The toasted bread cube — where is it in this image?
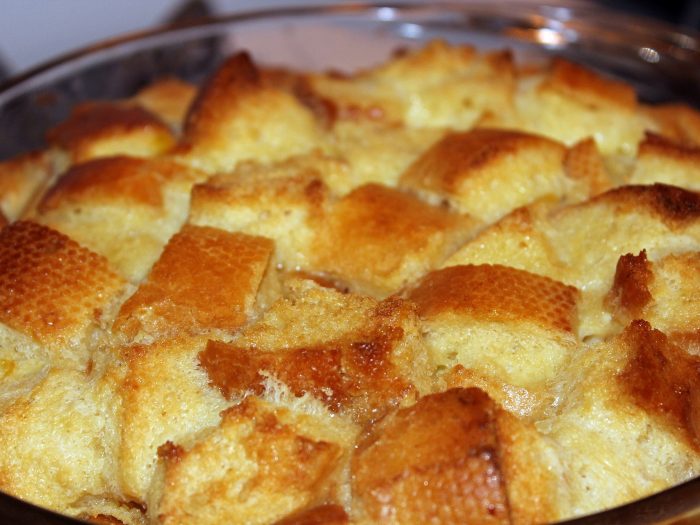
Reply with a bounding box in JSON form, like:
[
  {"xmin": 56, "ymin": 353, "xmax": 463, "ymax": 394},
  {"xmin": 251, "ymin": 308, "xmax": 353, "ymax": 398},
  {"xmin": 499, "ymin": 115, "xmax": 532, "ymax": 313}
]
[
  {"xmin": 0, "ymin": 221, "xmax": 126, "ymax": 358},
  {"xmin": 311, "ymin": 183, "xmax": 478, "ymax": 296},
  {"xmin": 310, "ymin": 41, "xmax": 515, "ymax": 130},
  {"xmin": 329, "ymin": 121, "xmax": 444, "ymax": 193},
  {"xmin": 548, "ymin": 184, "xmax": 700, "ymax": 337},
  {"xmin": 200, "ymin": 280, "xmax": 436, "ymax": 423},
  {"xmin": 131, "ymin": 77, "xmax": 197, "ymax": 131},
  {"xmin": 442, "ymin": 202, "xmax": 565, "ymax": 282},
  {"xmin": 189, "ymin": 156, "xmax": 332, "ymax": 269},
  {"xmin": 645, "ymin": 103, "xmax": 700, "ymax": 147},
  {"xmin": 0, "ymin": 368, "xmax": 119, "ymax": 514},
  {"xmin": 604, "ymin": 250, "xmax": 654, "ymax": 328},
  {"xmin": 177, "ymin": 53, "xmax": 324, "ymax": 173},
  {"xmin": 36, "ymin": 156, "xmax": 207, "ymax": 281},
  {"xmin": 508, "ymin": 59, "xmax": 649, "ymax": 156},
  {"xmin": 115, "ymin": 336, "xmax": 229, "ymax": 500},
  {"xmin": 47, "ymin": 101, "xmax": 175, "ymax": 164},
  {"xmin": 638, "ymin": 252, "xmax": 700, "ymax": 337},
  {"xmin": 0, "ymin": 150, "xmax": 52, "ymax": 221},
  {"xmin": 114, "ymin": 225, "xmax": 274, "ymax": 343},
  {"xmin": 352, "ymin": 388, "xmax": 510, "ymax": 524},
  {"xmin": 630, "ymin": 133, "xmax": 700, "ymax": 190},
  {"xmin": 407, "ymin": 265, "xmax": 579, "ymax": 414},
  {"xmin": 400, "ymin": 128, "xmax": 567, "ymax": 222},
  {"xmin": 148, "ymin": 397, "xmax": 345, "ymax": 525},
  {"xmin": 564, "ymin": 138, "xmax": 613, "ymax": 201},
  {"xmin": 543, "ymin": 321, "xmax": 700, "ymax": 518}
]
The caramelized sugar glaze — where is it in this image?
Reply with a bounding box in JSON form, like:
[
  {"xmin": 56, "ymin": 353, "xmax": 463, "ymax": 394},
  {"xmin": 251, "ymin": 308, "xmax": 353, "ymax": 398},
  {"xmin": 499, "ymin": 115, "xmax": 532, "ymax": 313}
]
[{"xmin": 1, "ymin": 41, "xmax": 700, "ymax": 524}]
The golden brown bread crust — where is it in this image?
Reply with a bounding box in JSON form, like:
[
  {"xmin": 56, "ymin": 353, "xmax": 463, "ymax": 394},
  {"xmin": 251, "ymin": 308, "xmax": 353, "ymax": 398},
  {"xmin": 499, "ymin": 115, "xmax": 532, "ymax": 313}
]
[
  {"xmin": 311, "ymin": 183, "xmax": 477, "ymax": 296},
  {"xmin": 618, "ymin": 320, "xmax": 700, "ymax": 449},
  {"xmin": 400, "ymin": 128, "xmax": 567, "ymax": 221},
  {"xmin": 199, "ymin": 293, "xmax": 431, "ymax": 423},
  {"xmin": 39, "ymin": 156, "xmax": 166, "ymax": 211},
  {"xmin": 47, "ymin": 101, "xmax": 175, "ymax": 163},
  {"xmin": 151, "ymin": 397, "xmax": 344, "ymax": 525},
  {"xmin": 131, "ymin": 77, "xmax": 197, "ymax": 130},
  {"xmin": 645, "ymin": 103, "xmax": 700, "ymax": 146},
  {"xmin": 0, "ymin": 220, "xmax": 125, "ymax": 351},
  {"xmin": 605, "ymin": 251, "xmax": 653, "ymax": 320},
  {"xmin": 3, "ymin": 41, "xmax": 700, "ymax": 525},
  {"xmin": 543, "ymin": 58, "xmax": 637, "ymax": 110},
  {"xmin": 564, "ymin": 138, "xmax": 612, "ymax": 199},
  {"xmin": 352, "ymin": 388, "xmax": 510, "ymax": 524},
  {"xmin": 182, "ymin": 52, "xmax": 260, "ymax": 144},
  {"xmin": 114, "ymin": 225, "xmax": 273, "ymax": 341},
  {"xmin": 586, "ymin": 183, "xmax": 700, "ymax": 227},
  {"xmin": 408, "ymin": 264, "xmax": 578, "ymax": 334},
  {"xmin": 177, "ymin": 52, "xmax": 323, "ymax": 172},
  {"xmin": 0, "ymin": 150, "xmax": 52, "ymax": 220}
]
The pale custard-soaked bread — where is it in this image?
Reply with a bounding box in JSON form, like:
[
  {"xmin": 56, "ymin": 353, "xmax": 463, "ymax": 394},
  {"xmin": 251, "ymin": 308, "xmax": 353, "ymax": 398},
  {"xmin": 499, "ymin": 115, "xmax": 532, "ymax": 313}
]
[{"xmin": 0, "ymin": 41, "xmax": 700, "ymax": 525}]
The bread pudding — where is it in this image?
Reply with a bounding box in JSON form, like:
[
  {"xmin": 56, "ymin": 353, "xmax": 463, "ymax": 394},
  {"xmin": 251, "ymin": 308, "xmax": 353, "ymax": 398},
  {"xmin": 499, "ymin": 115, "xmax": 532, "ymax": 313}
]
[{"xmin": 0, "ymin": 40, "xmax": 700, "ymax": 524}]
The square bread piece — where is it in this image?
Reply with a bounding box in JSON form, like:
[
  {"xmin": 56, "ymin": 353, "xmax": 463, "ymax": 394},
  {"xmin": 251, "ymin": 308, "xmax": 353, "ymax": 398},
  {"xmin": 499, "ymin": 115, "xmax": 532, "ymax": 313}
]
[
  {"xmin": 542, "ymin": 321, "xmax": 700, "ymax": 518},
  {"xmin": 441, "ymin": 202, "xmax": 566, "ymax": 283},
  {"xmin": 188, "ymin": 155, "xmax": 333, "ymax": 270},
  {"xmin": 562, "ymin": 137, "xmax": 613, "ymax": 202},
  {"xmin": 644, "ymin": 103, "xmax": 700, "ymax": 147},
  {"xmin": 604, "ymin": 250, "xmax": 700, "ymax": 341},
  {"xmin": 0, "ymin": 367, "xmax": 122, "ymax": 517},
  {"xmin": 47, "ymin": 101, "xmax": 176, "ymax": 165},
  {"xmin": 0, "ymin": 221, "xmax": 126, "ymax": 362},
  {"xmin": 130, "ymin": 77, "xmax": 197, "ymax": 132},
  {"xmin": 198, "ymin": 279, "xmax": 436, "ymax": 424},
  {"xmin": 176, "ymin": 52, "xmax": 324, "ymax": 173},
  {"xmin": 310, "ymin": 183, "xmax": 478, "ymax": 297},
  {"xmin": 0, "ymin": 150, "xmax": 52, "ymax": 221},
  {"xmin": 494, "ymin": 58, "xmax": 651, "ymax": 156},
  {"xmin": 406, "ymin": 264, "xmax": 579, "ymax": 416},
  {"xmin": 309, "ymin": 40, "xmax": 515, "ymax": 130},
  {"xmin": 351, "ymin": 388, "xmax": 562, "ymax": 525},
  {"xmin": 115, "ymin": 336, "xmax": 230, "ymax": 501},
  {"xmin": 147, "ymin": 396, "xmax": 349, "ymax": 525},
  {"xmin": 400, "ymin": 128, "xmax": 567, "ymax": 223},
  {"xmin": 546, "ymin": 184, "xmax": 700, "ymax": 338},
  {"xmin": 35, "ymin": 156, "xmax": 208, "ymax": 282},
  {"xmin": 327, "ymin": 121, "xmax": 445, "ymax": 194},
  {"xmin": 113, "ymin": 225, "xmax": 274, "ymax": 344},
  {"xmin": 629, "ymin": 133, "xmax": 700, "ymax": 190}
]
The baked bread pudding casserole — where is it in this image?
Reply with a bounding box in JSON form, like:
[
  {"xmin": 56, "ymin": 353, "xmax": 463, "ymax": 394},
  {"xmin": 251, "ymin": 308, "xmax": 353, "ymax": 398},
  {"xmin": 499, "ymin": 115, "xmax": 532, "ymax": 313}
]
[{"xmin": 0, "ymin": 41, "xmax": 700, "ymax": 524}]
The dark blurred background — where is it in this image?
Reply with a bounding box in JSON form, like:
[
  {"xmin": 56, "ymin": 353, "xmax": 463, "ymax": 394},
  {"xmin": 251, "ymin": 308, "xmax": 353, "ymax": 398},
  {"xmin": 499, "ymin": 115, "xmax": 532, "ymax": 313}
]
[{"xmin": 599, "ymin": 0, "xmax": 700, "ymax": 29}]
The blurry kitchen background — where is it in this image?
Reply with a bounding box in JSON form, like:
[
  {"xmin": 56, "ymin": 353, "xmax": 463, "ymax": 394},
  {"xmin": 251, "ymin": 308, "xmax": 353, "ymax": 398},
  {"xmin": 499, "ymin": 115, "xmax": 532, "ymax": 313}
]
[{"xmin": 0, "ymin": 0, "xmax": 698, "ymax": 82}]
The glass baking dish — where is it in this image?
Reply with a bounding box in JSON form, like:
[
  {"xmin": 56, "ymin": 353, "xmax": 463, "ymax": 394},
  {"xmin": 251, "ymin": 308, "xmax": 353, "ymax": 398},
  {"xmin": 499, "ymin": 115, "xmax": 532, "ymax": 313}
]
[{"xmin": 0, "ymin": 2, "xmax": 699, "ymax": 524}]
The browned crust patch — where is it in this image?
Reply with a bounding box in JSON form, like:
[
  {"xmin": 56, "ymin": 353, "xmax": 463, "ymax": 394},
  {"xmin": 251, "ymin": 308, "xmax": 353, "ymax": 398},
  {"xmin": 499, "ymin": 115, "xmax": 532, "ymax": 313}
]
[
  {"xmin": 47, "ymin": 101, "xmax": 174, "ymax": 162},
  {"xmin": 543, "ymin": 58, "xmax": 637, "ymax": 109},
  {"xmin": 407, "ymin": 264, "xmax": 579, "ymax": 333},
  {"xmin": 351, "ymin": 388, "xmax": 510, "ymax": 524},
  {"xmin": 182, "ymin": 52, "xmax": 260, "ymax": 146},
  {"xmin": 114, "ymin": 225, "xmax": 273, "ymax": 338},
  {"xmin": 605, "ymin": 251, "xmax": 653, "ymax": 319},
  {"xmin": 618, "ymin": 320, "xmax": 700, "ymax": 450},
  {"xmin": 198, "ymin": 297, "xmax": 416, "ymax": 421},
  {"xmin": 38, "ymin": 156, "xmax": 164, "ymax": 211},
  {"xmin": 312, "ymin": 183, "xmax": 475, "ymax": 291},
  {"xmin": 0, "ymin": 220, "xmax": 125, "ymax": 346},
  {"xmin": 588, "ymin": 183, "xmax": 700, "ymax": 227},
  {"xmin": 402, "ymin": 128, "xmax": 564, "ymax": 194}
]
